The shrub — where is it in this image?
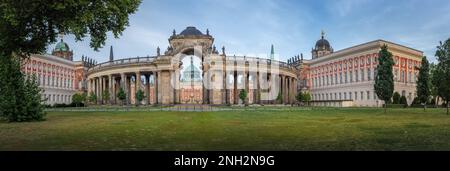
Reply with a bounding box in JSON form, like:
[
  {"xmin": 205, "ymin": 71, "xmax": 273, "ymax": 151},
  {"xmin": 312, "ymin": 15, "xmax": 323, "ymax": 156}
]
[
  {"xmin": 392, "ymin": 92, "xmax": 401, "ymax": 104},
  {"xmin": 400, "ymin": 96, "xmax": 408, "ymax": 108}
]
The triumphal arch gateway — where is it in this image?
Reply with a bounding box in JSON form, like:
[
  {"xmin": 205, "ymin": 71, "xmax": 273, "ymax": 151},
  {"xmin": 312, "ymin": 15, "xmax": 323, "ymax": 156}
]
[{"xmin": 87, "ymin": 26, "xmax": 299, "ymax": 105}]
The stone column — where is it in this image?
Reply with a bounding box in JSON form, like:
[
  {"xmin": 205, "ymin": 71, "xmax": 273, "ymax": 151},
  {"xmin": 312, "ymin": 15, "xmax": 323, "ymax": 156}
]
[
  {"xmin": 154, "ymin": 71, "xmax": 159, "ymax": 104},
  {"xmin": 244, "ymin": 71, "xmax": 249, "ymax": 105},
  {"xmin": 145, "ymin": 74, "xmax": 150, "ymax": 105},
  {"xmin": 87, "ymin": 78, "xmax": 92, "ymax": 95},
  {"xmin": 120, "ymin": 73, "xmax": 125, "ymax": 105},
  {"xmin": 136, "ymin": 72, "xmax": 141, "ymax": 105},
  {"xmin": 108, "ymin": 75, "xmax": 113, "ymax": 105},
  {"xmin": 234, "ymin": 71, "xmax": 238, "ymax": 104},
  {"xmin": 95, "ymin": 77, "xmax": 100, "ymax": 104},
  {"xmin": 257, "ymin": 71, "xmax": 261, "ymax": 104},
  {"xmin": 112, "ymin": 75, "xmax": 116, "ymax": 104}
]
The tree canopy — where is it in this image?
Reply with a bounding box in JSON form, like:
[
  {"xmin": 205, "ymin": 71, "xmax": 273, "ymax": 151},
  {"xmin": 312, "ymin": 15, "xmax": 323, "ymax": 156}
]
[
  {"xmin": 434, "ymin": 38, "xmax": 450, "ymax": 114},
  {"xmin": 0, "ymin": 0, "xmax": 142, "ymax": 57}
]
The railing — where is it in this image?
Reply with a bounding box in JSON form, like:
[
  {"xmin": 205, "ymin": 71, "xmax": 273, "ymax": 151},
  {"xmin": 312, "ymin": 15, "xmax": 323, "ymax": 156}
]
[
  {"xmin": 89, "ymin": 56, "xmax": 157, "ymax": 72},
  {"xmin": 88, "ymin": 55, "xmax": 295, "ymax": 73}
]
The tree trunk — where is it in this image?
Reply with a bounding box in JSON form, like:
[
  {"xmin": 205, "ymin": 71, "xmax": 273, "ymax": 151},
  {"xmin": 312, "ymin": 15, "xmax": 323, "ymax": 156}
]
[
  {"xmin": 384, "ymin": 100, "xmax": 387, "ymax": 113},
  {"xmin": 447, "ymin": 101, "xmax": 449, "ymax": 115}
]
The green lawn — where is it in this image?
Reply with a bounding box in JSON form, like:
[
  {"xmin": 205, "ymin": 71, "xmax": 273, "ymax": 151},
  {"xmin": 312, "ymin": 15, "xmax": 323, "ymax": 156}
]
[{"xmin": 1, "ymin": 108, "xmax": 449, "ymax": 151}]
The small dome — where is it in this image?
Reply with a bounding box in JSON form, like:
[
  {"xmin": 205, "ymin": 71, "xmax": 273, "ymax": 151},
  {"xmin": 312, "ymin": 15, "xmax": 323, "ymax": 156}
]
[
  {"xmin": 315, "ymin": 38, "xmax": 331, "ymax": 50},
  {"xmin": 54, "ymin": 39, "xmax": 70, "ymax": 52},
  {"xmin": 179, "ymin": 26, "xmax": 204, "ymax": 36}
]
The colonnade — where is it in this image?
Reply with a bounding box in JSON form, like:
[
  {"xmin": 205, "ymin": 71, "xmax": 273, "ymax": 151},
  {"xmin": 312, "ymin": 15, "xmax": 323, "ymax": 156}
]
[{"xmin": 87, "ymin": 70, "xmax": 297, "ymax": 105}]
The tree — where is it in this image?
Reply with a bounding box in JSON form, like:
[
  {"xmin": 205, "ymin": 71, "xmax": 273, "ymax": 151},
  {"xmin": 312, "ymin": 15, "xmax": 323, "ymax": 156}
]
[
  {"xmin": 102, "ymin": 90, "xmax": 110, "ymax": 105},
  {"xmin": 374, "ymin": 45, "xmax": 395, "ymax": 113},
  {"xmin": 135, "ymin": 89, "xmax": 145, "ymax": 106},
  {"xmin": 303, "ymin": 92, "xmax": 312, "ymax": 106},
  {"xmin": 117, "ymin": 88, "xmax": 126, "ymax": 106},
  {"xmin": 0, "ymin": 0, "xmax": 142, "ymax": 121},
  {"xmin": 400, "ymin": 96, "xmax": 408, "ymax": 108},
  {"xmin": 72, "ymin": 93, "xmax": 87, "ymax": 107},
  {"xmin": 296, "ymin": 91, "xmax": 304, "ymax": 104},
  {"xmin": 88, "ymin": 92, "xmax": 97, "ymax": 105},
  {"xmin": 0, "ymin": 56, "xmax": 46, "ymax": 122},
  {"xmin": 239, "ymin": 89, "xmax": 248, "ymax": 106},
  {"xmin": 416, "ymin": 56, "xmax": 431, "ymax": 110},
  {"xmin": 72, "ymin": 93, "xmax": 83, "ymax": 107},
  {"xmin": 392, "ymin": 92, "xmax": 401, "ymax": 104},
  {"xmin": 430, "ymin": 63, "xmax": 440, "ymax": 107},
  {"xmin": 434, "ymin": 39, "xmax": 450, "ymax": 115}
]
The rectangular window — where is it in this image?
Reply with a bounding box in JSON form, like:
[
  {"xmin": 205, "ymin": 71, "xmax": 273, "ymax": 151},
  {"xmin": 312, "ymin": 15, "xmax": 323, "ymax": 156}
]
[
  {"xmin": 361, "ymin": 91, "xmax": 364, "ymax": 100},
  {"xmin": 361, "ymin": 69, "xmax": 365, "ymax": 81},
  {"xmin": 355, "ymin": 92, "xmax": 358, "ymax": 100},
  {"xmin": 350, "ymin": 92, "xmax": 353, "ymax": 100},
  {"xmin": 368, "ymin": 68, "xmax": 371, "ymax": 80},
  {"xmin": 367, "ymin": 91, "xmax": 370, "ymax": 100},
  {"xmin": 350, "ymin": 71, "xmax": 353, "ymax": 83}
]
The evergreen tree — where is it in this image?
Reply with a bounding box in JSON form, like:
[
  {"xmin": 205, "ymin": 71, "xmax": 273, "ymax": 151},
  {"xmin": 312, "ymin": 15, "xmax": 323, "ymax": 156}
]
[
  {"xmin": 239, "ymin": 89, "xmax": 248, "ymax": 106},
  {"xmin": 88, "ymin": 92, "xmax": 97, "ymax": 105},
  {"xmin": 72, "ymin": 94, "xmax": 83, "ymax": 107},
  {"xmin": 117, "ymin": 88, "xmax": 126, "ymax": 106},
  {"xmin": 416, "ymin": 56, "xmax": 431, "ymax": 110},
  {"xmin": 0, "ymin": 56, "xmax": 45, "ymax": 122},
  {"xmin": 135, "ymin": 89, "xmax": 145, "ymax": 106},
  {"xmin": 400, "ymin": 96, "xmax": 408, "ymax": 108},
  {"xmin": 102, "ymin": 90, "xmax": 110, "ymax": 105},
  {"xmin": 374, "ymin": 45, "xmax": 395, "ymax": 113},
  {"xmin": 303, "ymin": 92, "xmax": 312, "ymax": 106},
  {"xmin": 434, "ymin": 39, "xmax": 450, "ymax": 115},
  {"xmin": 296, "ymin": 91, "xmax": 304, "ymax": 103},
  {"xmin": 393, "ymin": 92, "xmax": 401, "ymax": 104}
]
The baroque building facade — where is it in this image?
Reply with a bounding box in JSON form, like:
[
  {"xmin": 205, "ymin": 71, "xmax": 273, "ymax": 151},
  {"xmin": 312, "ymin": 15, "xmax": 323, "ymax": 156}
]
[
  {"xmin": 22, "ymin": 38, "xmax": 92, "ymax": 105},
  {"xmin": 23, "ymin": 27, "xmax": 423, "ymax": 107},
  {"xmin": 290, "ymin": 32, "xmax": 423, "ymax": 107}
]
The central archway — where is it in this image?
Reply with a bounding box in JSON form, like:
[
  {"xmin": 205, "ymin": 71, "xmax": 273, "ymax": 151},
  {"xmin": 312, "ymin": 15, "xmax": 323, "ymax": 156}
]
[{"xmin": 178, "ymin": 50, "xmax": 204, "ymax": 104}]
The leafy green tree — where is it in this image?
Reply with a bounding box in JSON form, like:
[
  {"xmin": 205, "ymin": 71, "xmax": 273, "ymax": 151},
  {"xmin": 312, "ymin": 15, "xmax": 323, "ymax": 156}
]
[
  {"xmin": 135, "ymin": 89, "xmax": 145, "ymax": 106},
  {"xmin": 239, "ymin": 89, "xmax": 248, "ymax": 106},
  {"xmin": 102, "ymin": 90, "xmax": 110, "ymax": 105},
  {"xmin": 416, "ymin": 56, "xmax": 431, "ymax": 110},
  {"xmin": 117, "ymin": 88, "xmax": 126, "ymax": 106},
  {"xmin": 296, "ymin": 91, "xmax": 304, "ymax": 103},
  {"xmin": 72, "ymin": 93, "xmax": 83, "ymax": 107},
  {"xmin": 374, "ymin": 45, "xmax": 395, "ymax": 113},
  {"xmin": 0, "ymin": 0, "xmax": 141, "ymax": 121},
  {"xmin": 303, "ymin": 92, "xmax": 312, "ymax": 106},
  {"xmin": 392, "ymin": 92, "xmax": 401, "ymax": 104},
  {"xmin": 434, "ymin": 39, "xmax": 450, "ymax": 115},
  {"xmin": 400, "ymin": 96, "xmax": 408, "ymax": 108},
  {"xmin": 88, "ymin": 92, "xmax": 97, "ymax": 105}
]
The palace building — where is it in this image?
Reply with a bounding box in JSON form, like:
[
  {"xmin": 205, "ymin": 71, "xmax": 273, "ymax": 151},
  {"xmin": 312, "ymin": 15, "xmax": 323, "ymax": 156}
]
[
  {"xmin": 22, "ymin": 37, "xmax": 93, "ymax": 105},
  {"xmin": 23, "ymin": 26, "xmax": 423, "ymax": 107},
  {"xmin": 291, "ymin": 32, "xmax": 423, "ymax": 107}
]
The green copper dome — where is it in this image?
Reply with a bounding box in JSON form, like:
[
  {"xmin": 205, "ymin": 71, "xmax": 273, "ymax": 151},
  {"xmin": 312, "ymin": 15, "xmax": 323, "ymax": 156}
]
[
  {"xmin": 54, "ymin": 39, "xmax": 70, "ymax": 52},
  {"xmin": 181, "ymin": 64, "xmax": 202, "ymax": 82}
]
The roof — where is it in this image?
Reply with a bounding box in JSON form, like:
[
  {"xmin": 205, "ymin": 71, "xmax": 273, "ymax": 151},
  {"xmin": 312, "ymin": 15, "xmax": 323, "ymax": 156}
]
[{"xmin": 179, "ymin": 26, "xmax": 204, "ymax": 36}]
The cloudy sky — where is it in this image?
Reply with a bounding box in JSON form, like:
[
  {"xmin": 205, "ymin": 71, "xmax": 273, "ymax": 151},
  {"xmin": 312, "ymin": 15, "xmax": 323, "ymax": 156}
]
[{"xmin": 49, "ymin": 0, "xmax": 450, "ymax": 63}]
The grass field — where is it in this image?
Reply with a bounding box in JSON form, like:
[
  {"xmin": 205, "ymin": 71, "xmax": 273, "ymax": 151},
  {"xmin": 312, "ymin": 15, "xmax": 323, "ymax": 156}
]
[{"xmin": 1, "ymin": 108, "xmax": 449, "ymax": 151}]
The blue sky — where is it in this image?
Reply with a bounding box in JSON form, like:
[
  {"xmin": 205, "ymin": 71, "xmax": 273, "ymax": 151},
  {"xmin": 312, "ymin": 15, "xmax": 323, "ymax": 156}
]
[{"xmin": 49, "ymin": 0, "xmax": 450, "ymax": 63}]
